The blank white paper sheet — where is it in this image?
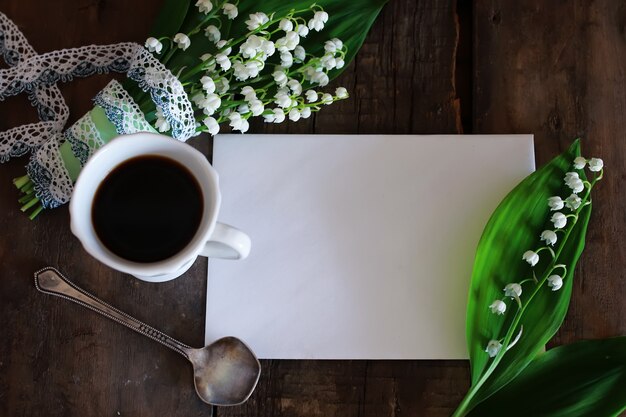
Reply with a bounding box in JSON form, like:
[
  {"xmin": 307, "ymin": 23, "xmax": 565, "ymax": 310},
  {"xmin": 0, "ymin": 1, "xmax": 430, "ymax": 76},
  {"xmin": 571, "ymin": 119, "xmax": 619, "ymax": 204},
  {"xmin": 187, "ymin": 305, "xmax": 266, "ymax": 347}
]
[{"xmin": 205, "ymin": 135, "xmax": 534, "ymax": 360}]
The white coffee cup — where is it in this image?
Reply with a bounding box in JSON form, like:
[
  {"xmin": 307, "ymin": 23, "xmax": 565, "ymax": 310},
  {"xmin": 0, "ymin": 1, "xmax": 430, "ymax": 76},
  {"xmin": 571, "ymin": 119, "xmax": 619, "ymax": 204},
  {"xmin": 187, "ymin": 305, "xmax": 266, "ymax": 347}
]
[{"xmin": 70, "ymin": 132, "xmax": 251, "ymax": 282}]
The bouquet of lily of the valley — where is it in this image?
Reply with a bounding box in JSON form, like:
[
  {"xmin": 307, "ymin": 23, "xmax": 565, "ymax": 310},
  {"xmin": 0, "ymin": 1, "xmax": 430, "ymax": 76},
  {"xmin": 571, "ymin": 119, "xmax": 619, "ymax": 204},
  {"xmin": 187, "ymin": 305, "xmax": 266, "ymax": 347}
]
[
  {"xmin": 451, "ymin": 142, "xmax": 626, "ymax": 417},
  {"xmin": 0, "ymin": 0, "xmax": 387, "ymax": 218}
]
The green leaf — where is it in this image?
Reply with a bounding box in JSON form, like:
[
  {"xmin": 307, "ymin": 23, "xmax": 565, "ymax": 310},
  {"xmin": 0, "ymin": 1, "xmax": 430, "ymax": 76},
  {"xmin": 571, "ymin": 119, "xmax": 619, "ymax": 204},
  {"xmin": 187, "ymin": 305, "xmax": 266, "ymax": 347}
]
[
  {"xmin": 166, "ymin": 0, "xmax": 388, "ymax": 84},
  {"xmin": 463, "ymin": 140, "xmax": 593, "ymax": 410},
  {"xmin": 229, "ymin": 0, "xmax": 389, "ymax": 82},
  {"xmin": 467, "ymin": 337, "xmax": 626, "ymax": 417},
  {"xmin": 150, "ymin": 0, "xmax": 192, "ymax": 38}
]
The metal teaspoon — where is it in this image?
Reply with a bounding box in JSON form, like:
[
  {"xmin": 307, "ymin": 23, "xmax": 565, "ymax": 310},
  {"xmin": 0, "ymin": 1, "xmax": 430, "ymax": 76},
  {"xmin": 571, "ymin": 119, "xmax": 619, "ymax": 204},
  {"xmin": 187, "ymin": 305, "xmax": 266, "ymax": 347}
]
[{"xmin": 34, "ymin": 267, "xmax": 261, "ymax": 406}]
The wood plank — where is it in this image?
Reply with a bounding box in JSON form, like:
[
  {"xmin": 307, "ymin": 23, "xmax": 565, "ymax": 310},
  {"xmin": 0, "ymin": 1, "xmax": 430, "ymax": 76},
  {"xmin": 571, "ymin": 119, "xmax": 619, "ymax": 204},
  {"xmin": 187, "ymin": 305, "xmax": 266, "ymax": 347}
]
[{"xmin": 475, "ymin": 1, "xmax": 626, "ymax": 413}]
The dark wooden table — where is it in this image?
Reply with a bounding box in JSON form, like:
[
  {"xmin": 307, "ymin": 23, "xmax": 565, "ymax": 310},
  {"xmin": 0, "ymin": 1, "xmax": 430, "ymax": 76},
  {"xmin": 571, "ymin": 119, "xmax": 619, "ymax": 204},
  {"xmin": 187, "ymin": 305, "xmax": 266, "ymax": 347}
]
[{"xmin": 1, "ymin": 1, "xmax": 624, "ymax": 416}]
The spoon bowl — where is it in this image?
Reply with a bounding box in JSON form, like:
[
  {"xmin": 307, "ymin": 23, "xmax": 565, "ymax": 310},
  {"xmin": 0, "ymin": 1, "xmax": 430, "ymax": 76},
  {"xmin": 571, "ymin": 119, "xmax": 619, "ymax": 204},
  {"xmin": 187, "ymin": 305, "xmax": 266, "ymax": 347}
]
[{"xmin": 188, "ymin": 337, "xmax": 261, "ymax": 406}]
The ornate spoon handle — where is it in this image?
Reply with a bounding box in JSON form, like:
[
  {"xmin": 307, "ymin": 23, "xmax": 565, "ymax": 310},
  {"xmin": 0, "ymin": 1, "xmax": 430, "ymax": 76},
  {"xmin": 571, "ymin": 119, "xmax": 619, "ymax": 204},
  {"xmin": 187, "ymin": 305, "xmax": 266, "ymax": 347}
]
[{"xmin": 34, "ymin": 267, "xmax": 192, "ymax": 358}]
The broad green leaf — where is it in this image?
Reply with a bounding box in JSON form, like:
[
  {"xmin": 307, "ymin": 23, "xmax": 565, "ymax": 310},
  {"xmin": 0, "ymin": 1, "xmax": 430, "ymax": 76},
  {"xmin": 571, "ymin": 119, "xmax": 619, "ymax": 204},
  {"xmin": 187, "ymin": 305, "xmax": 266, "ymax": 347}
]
[
  {"xmin": 464, "ymin": 140, "xmax": 593, "ymax": 410},
  {"xmin": 166, "ymin": 0, "xmax": 388, "ymax": 85},
  {"xmin": 150, "ymin": 0, "xmax": 192, "ymax": 38},
  {"xmin": 467, "ymin": 337, "xmax": 626, "ymax": 417}
]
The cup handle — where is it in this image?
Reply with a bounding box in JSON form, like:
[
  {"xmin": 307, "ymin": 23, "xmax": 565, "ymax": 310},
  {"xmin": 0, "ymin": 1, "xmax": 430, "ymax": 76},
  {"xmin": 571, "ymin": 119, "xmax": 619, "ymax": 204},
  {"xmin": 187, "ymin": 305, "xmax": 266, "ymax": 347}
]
[{"xmin": 199, "ymin": 222, "xmax": 251, "ymax": 260}]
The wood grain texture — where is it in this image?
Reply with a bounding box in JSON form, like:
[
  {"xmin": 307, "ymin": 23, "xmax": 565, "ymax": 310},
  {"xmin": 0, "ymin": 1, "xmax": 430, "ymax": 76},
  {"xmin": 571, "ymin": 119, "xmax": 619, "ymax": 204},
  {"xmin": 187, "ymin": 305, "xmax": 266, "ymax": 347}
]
[{"xmin": 475, "ymin": 2, "xmax": 626, "ymax": 415}]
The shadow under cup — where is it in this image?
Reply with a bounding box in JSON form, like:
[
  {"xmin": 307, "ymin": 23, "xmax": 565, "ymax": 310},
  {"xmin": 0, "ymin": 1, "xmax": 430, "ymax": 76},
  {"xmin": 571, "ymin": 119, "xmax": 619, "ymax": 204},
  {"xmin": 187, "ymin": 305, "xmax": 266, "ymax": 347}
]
[{"xmin": 70, "ymin": 133, "xmax": 221, "ymax": 280}]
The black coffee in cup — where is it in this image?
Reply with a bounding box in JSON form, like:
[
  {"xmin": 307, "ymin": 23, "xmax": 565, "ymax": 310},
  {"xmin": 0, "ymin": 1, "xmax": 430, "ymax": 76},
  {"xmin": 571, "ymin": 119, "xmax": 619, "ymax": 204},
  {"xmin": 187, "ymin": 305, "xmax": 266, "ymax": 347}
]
[{"xmin": 92, "ymin": 155, "xmax": 203, "ymax": 263}]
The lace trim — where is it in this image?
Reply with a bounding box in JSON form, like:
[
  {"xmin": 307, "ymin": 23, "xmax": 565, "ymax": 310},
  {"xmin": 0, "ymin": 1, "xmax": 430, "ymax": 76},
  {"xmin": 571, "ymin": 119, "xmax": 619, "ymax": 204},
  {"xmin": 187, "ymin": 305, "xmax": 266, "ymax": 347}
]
[
  {"xmin": 66, "ymin": 113, "xmax": 103, "ymax": 166},
  {"xmin": 0, "ymin": 12, "xmax": 69, "ymax": 162},
  {"xmin": 93, "ymin": 80, "xmax": 155, "ymax": 135},
  {"xmin": 0, "ymin": 41, "xmax": 195, "ymax": 141}
]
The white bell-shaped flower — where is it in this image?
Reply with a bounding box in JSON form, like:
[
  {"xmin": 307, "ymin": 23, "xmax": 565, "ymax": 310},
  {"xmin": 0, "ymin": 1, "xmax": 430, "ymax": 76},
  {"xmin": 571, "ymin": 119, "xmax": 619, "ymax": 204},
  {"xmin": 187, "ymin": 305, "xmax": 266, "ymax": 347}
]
[
  {"xmin": 173, "ymin": 33, "xmax": 191, "ymax": 50},
  {"xmin": 573, "ymin": 156, "xmax": 587, "ymax": 169},
  {"xmin": 222, "ymin": 3, "xmax": 238, "ymax": 19},
  {"xmin": 489, "ymin": 300, "xmax": 506, "ymax": 315},
  {"xmin": 335, "ymin": 87, "xmax": 348, "ymax": 99},
  {"xmin": 548, "ymin": 196, "xmax": 564, "ymax": 211},
  {"xmin": 504, "ymin": 283, "xmax": 522, "ymax": 298},
  {"xmin": 241, "ymin": 86, "xmax": 256, "ymax": 101},
  {"xmin": 540, "ymin": 230, "xmax": 557, "ymax": 246},
  {"xmin": 321, "ymin": 93, "xmax": 333, "ymax": 105},
  {"xmin": 522, "ymin": 250, "xmax": 539, "ymax": 266},
  {"xmin": 279, "ymin": 19, "xmax": 294, "ymax": 32},
  {"xmin": 289, "ymin": 108, "xmax": 301, "ymax": 122},
  {"xmin": 245, "ymin": 12, "xmax": 269, "ymax": 30},
  {"xmin": 551, "ymin": 212, "xmax": 567, "ymax": 229},
  {"xmin": 200, "ymin": 76, "xmax": 215, "ymax": 94},
  {"xmin": 273, "ymin": 70, "xmax": 288, "ymax": 87},
  {"xmin": 203, "ymin": 116, "xmax": 220, "ymax": 136},
  {"xmin": 547, "ymin": 274, "xmax": 563, "ymax": 291},
  {"xmin": 485, "ymin": 340, "xmax": 502, "ymax": 358},
  {"xmin": 280, "ymin": 51, "xmax": 293, "ymax": 68},
  {"xmin": 300, "ymin": 107, "xmax": 312, "ymax": 119},
  {"xmin": 249, "ymin": 99, "xmax": 264, "ymax": 116},
  {"xmin": 297, "ymin": 24, "xmax": 309, "ymax": 38},
  {"xmin": 205, "ymin": 25, "xmax": 221, "ymax": 43},
  {"xmin": 588, "ymin": 158, "xmax": 603, "ymax": 172},
  {"xmin": 215, "ymin": 53, "xmax": 231, "ymax": 71},
  {"xmin": 305, "ymin": 90, "xmax": 318, "ymax": 103},
  {"xmin": 564, "ymin": 194, "xmax": 582, "ymax": 210},
  {"xmin": 274, "ymin": 92, "xmax": 292, "ymax": 108},
  {"xmin": 145, "ymin": 37, "xmax": 163, "ymax": 54},
  {"xmin": 287, "ymin": 79, "xmax": 302, "ymax": 96},
  {"xmin": 196, "ymin": 0, "xmax": 213, "ymax": 14}
]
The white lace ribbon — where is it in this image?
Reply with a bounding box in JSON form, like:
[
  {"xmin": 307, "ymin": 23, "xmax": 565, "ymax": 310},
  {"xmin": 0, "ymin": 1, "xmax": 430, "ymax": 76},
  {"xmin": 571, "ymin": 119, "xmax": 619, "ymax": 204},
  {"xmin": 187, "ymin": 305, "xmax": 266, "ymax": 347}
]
[
  {"xmin": 0, "ymin": 11, "xmax": 69, "ymax": 162},
  {"xmin": 0, "ymin": 12, "xmax": 197, "ymax": 209}
]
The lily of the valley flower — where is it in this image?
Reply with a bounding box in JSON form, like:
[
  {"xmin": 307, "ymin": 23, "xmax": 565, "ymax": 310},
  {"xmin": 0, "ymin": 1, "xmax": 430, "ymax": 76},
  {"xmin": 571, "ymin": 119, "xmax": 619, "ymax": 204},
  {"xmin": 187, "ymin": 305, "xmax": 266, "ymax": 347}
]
[
  {"xmin": 280, "ymin": 51, "xmax": 293, "ymax": 68},
  {"xmin": 245, "ymin": 12, "xmax": 269, "ymax": 30},
  {"xmin": 573, "ymin": 156, "xmax": 587, "ymax": 169},
  {"xmin": 321, "ymin": 93, "xmax": 333, "ymax": 105},
  {"xmin": 489, "ymin": 300, "xmax": 507, "ymax": 315},
  {"xmin": 145, "ymin": 37, "xmax": 163, "ymax": 54},
  {"xmin": 205, "ymin": 25, "xmax": 221, "ymax": 43},
  {"xmin": 294, "ymin": 45, "xmax": 306, "ymax": 62},
  {"xmin": 276, "ymin": 31, "xmax": 300, "ymax": 52},
  {"xmin": 297, "ymin": 24, "xmax": 310, "ymax": 38},
  {"xmin": 215, "ymin": 53, "xmax": 231, "ymax": 71},
  {"xmin": 273, "ymin": 70, "xmax": 288, "ymax": 87},
  {"xmin": 522, "ymin": 250, "xmax": 539, "ymax": 266},
  {"xmin": 485, "ymin": 340, "xmax": 502, "ymax": 358},
  {"xmin": 551, "ymin": 212, "xmax": 567, "ymax": 229},
  {"xmin": 300, "ymin": 107, "xmax": 312, "ymax": 118},
  {"xmin": 540, "ymin": 230, "xmax": 558, "ymax": 246},
  {"xmin": 279, "ymin": 18, "xmax": 294, "ymax": 32},
  {"xmin": 308, "ymin": 10, "xmax": 329, "ymax": 31},
  {"xmin": 288, "ymin": 108, "xmax": 301, "ymax": 122},
  {"xmin": 547, "ymin": 274, "xmax": 563, "ymax": 291},
  {"xmin": 249, "ymin": 99, "xmax": 264, "ymax": 116},
  {"xmin": 215, "ymin": 40, "xmax": 232, "ymax": 55},
  {"xmin": 199, "ymin": 93, "xmax": 221, "ymax": 115},
  {"xmin": 274, "ymin": 92, "xmax": 293, "ymax": 108},
  {"xmin": 222, "ymin": 3, "xmax": 238, "ymax": 19},
  {"xmin": 589, "ymin": 157, "xmax": 604, "ymax": 172},
  {"xmin": 263, "ymin": 108, "xmax": 286, "ymax": 123},
  {"xmin": 548, "ymin": 196, "xmax": 564, "ymax": 211},
  {"xmin": 564, "ymin": 171, "xmax": 584, "ymax": 193},
  {"xmin": 335, "ymin": 87, "xmax": 348, "ymax": 99},
  {"xmin": 196, "ymin": 0, "xmax": 213, "ymax": 14},
  {"xmin": 504, "ymin": 283, "xmax": 522, "ymax": 298},
  {"xmin": 564, "ymin": 193, "xmax": 582, "ymax": 210},
  {"xmin": 200, "ymin": 76, "xmax": 215, "ymax": 94},
  {"xmin": 173, "ymin": 33, "xmax": 191, "ymax": 50},
  {"xmin": 228, "ymin": 112, "xmax": 249, "ymax": 132},
  {"xmin": 287, "ymin": 79, "xmax": 302, "ymax": 95},
  {"xmin": 203, "ymin": 116, "xmax": 220, "ymax": 135},
  {"xmin": 305, "ymin": 90, "xmax": 318, "ymax": 103}
]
